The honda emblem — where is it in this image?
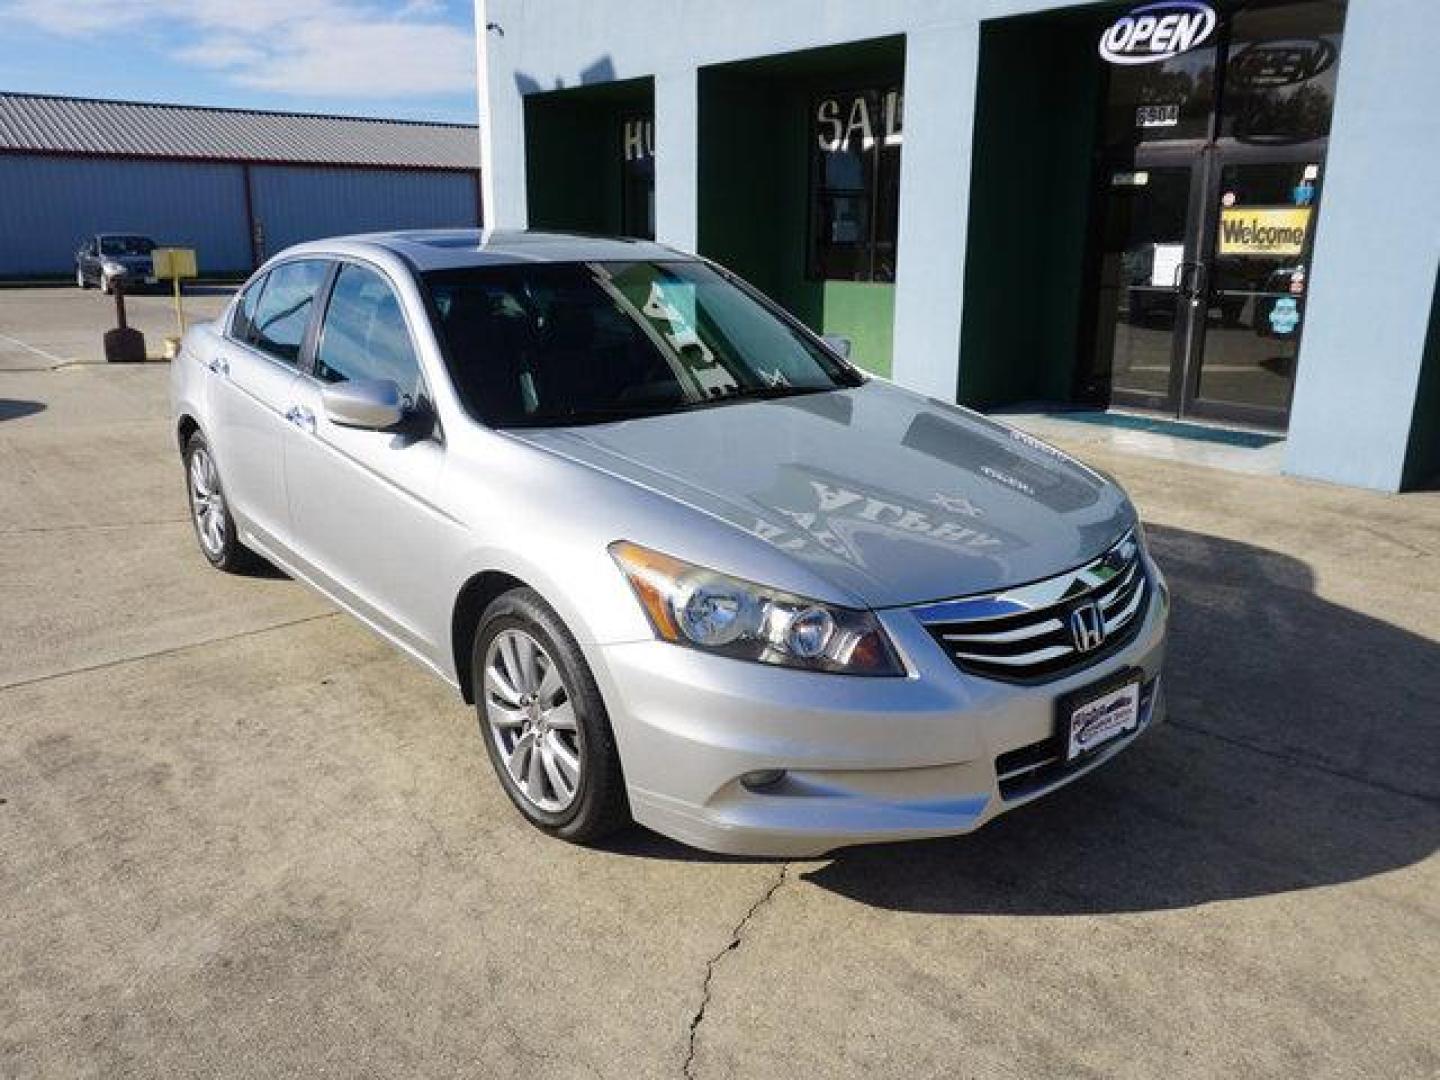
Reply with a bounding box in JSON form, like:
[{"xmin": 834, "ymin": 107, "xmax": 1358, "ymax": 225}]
[{"xmin": 1069, "ymin": 601, "xmax": 1106, "ymax": 653}]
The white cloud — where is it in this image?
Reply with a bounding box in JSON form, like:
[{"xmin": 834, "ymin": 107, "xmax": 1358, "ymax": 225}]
[
  {"xmin": 5, "ymin": 0, "xmax": 476, "ymax": 100},
  {"xmin": 232, "ymin": 19, "xmax": 476, "ymax": 98},
  {"xmin": 175, "ymin": 39, "xmax": 269, "ymax": 71},
  {"xmin": 4, "ymin": 0, "xmax": 144, "ymax": 35}
]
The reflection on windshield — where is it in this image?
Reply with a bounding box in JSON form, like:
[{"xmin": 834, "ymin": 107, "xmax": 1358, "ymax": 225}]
[{"xmin": 423, "ymin": 261, "xmax": 861, "ymax": 427}]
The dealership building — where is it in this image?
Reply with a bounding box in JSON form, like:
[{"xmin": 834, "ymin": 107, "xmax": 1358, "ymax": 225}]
[
  {"xmin": 477, "ymin": 0, "xmax": 1438, "ymax": 491},
  {"xmin": 0, "ymin": 93, "xmax": 482, "ymax": 280}
]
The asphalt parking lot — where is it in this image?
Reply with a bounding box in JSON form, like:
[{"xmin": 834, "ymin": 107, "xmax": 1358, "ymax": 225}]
[{"xmin": 1, "ymin": 289, "xmax": 1437, "ymax": 1078}]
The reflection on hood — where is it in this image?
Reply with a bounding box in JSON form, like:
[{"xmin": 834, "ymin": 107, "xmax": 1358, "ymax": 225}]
[{"xmin": 510, "ymin": 380, "xmax": 1134, "ymax": 607}]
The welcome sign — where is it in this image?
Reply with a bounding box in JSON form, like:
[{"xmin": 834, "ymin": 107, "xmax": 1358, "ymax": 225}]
[{"xmin": 1217, "ymin": 206, "xmax": 1311, "ymax": 257}]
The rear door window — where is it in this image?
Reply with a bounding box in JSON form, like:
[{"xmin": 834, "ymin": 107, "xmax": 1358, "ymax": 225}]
[
  {"xmin": 246, "ymin": 259, "xmax": 330, "ymax": 365},
  {"xmin": 230, "ymin": 273, "xmax": 267, "ymax": 344}
]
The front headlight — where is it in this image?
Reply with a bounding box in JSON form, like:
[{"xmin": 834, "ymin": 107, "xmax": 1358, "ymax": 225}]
[
  {"xmin": 610, "ymin": 541, "xmax": 904, "ymax": 676},
  {"xmin": 101, "ymin": 259, "xmax": 124, "ymax": 275}
]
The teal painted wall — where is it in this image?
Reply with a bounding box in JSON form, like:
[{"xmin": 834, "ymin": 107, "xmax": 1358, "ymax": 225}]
[
  {"xmin": 525, "ymin": 79, "xmax": 651, "ymax": 236},
  {"xmin": 958, "ymin": 12, "xmax": 1102, "ymax": 407},
  {"xmin": 1402, "ymin": 269, "xmax": 1440, "ymax": 489}
]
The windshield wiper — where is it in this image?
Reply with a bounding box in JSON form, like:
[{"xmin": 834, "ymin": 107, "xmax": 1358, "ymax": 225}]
[
  {"xmin": 683, "ymin": 384, "xmax": 834, "ymax": 409},
  {"xmin": 499, "ymin": 401, "xmax": 691, "ymax": 428}
]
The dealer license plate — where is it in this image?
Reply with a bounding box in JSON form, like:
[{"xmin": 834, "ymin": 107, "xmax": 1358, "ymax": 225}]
[
  {"xmin": 1065, "ymin": 679, "xmax": 1141, "ymax": 761},
  {"xmin": 145, "ymin": 276, "xmax": 157, "ymax": 285}
]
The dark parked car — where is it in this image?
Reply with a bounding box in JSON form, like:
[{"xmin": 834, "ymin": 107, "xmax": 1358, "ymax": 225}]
[{"xmin": 75, "ymin": 234, "xmax": 158, "ymax": 294}]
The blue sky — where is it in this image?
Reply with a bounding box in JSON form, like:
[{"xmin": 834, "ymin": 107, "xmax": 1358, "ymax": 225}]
[{"xmin": 0, "ymin": 0, "xmax": 479, "ymax": 123}]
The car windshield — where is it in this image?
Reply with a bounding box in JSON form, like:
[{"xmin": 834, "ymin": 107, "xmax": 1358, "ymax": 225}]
[
  {"xmin": 100, "ymin": 236, "xmax": 156, "ymax": 256},
  {"xmin": 422, "ymin": 260, "xmax": 861, "ymax": 427}
]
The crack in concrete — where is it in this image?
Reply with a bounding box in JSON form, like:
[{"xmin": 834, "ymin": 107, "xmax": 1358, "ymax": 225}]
[
  {"xmin": 0, "ymin": 612, "xmax": 339, "ymax": 695},
  {"xmin": 0, "ymin": 518, "xmax": 189, "ymax": 536},
  {"xmin": 683, "ymin": 862, "xmax": 789, "ymax": 1079}
]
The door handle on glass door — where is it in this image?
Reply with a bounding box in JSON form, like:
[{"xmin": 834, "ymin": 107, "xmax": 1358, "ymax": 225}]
[{"xmin": 1176, "ymin": 261, "xmax": 1206, "ymax": 304}]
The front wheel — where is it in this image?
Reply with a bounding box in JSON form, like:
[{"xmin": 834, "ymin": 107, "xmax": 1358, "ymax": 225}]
[
  {"xmin": 76, "ymin": 265, "xmax": 89, "ymax": 289},
  {"xmin": 473, "ymin": 588, "xmax": 630, "ymax": 844}
]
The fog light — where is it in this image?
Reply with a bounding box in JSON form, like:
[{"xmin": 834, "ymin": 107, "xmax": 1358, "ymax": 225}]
[{"xmin": 741, "ymin": 769, "xmax": 786, "ymax": 791}]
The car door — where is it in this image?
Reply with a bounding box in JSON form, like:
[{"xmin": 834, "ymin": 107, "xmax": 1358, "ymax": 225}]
[
  {"xmin": 281, "ymin": 259, "xmax": 452, "ymax": 664},
  {"xmin": 206, "ymin": 259, "xmax": 329, "ymax": 557}
]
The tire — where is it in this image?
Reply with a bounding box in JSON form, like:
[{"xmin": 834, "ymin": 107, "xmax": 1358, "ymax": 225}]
[
  {"xmin": 99, "ymin": 272, "xmax": 112, "ymax": 295},
  {"xmin": 472, "ymin": 588, "xmax": 630, "ymax": 844},
  {"xmin": 76, "ymin": 265, "xmax": 90, "ymax": 290},
  {"xmin": 182, "ymin": 431, "xmax": 260, "ymax": 573}
]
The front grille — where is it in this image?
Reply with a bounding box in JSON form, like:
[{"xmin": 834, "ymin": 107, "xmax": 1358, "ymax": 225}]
[
  {"xmin": 913, "ymin": 531, "xmax": 1148, "ymax": 684},
  {"xmin": 995, "ymin": 676, "xmax": 1159, "ymax": 800}
]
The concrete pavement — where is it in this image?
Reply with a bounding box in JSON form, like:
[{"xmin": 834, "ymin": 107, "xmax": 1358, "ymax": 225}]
[
  {"xmin": 0, "ymin": 285, "xmax": 234, "ymax": 371},
  {"xmin": 1, "ymin": 360, "xmax": 1436, "ymax": 1078}
]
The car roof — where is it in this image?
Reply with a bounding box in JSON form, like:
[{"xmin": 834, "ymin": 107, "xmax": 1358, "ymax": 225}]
[{"xmin": 284, "ymin": 229, "xmax": 692, "ymax": 272}]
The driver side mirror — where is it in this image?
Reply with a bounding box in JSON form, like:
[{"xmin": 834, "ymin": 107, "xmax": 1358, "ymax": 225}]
[
  {"xmin": 320, "ymin": 377, "xmax": 405, "ymax": 431},
  {"xmin": 821, "ymin": 333, "xmax": 852, "ymax": 360}
]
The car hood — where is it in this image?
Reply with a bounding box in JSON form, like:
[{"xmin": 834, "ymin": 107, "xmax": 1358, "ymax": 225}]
[{"xmin": 509, "ymin": 380, "xmax": 1134, "ymax": 608}]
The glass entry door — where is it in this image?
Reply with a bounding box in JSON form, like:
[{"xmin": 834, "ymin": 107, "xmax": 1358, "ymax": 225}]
[
  {"xmin": 1086, "ymin": 145, "xmax": 1323, "ymax": 429},
  {"xmin": 1087, "ymin": 152, "xmax": 1204, "ymax": 413},
  {"xmin": 1186, "ymin": 149, "xmax": 1322, "ymax": 427}
]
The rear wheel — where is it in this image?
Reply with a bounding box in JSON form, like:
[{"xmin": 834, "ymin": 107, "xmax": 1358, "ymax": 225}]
[
  {"xmin": 183, "ymin": 431, "xmax": 259, "ymax": 573},
  {"xmin": 473, "ymin": 588, "xmax": 630, "ymax": 843}
]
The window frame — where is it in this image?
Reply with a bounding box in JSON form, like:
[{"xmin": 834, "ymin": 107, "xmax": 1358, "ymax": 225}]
[
  {"xmin": 806, "ymin": 84, "xmax": 903, "ymax": 284},
  {"xmin": 226, "ymin": 270, "xmax": 269, "ymax": 349}
]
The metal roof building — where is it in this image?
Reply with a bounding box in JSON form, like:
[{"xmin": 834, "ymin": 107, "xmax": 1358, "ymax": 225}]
[{"xmin": 0, "ymin": 93, "xmax": 482, "ymax": 277}]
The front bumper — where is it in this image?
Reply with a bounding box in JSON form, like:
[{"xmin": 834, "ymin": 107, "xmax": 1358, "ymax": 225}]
[{"xmin": 588, "ymin": 555, "xmax": 1169, "ymax": 857}]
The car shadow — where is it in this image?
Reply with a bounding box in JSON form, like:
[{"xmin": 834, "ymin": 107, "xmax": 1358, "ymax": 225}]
[
  {"xmin": 620, "ymin": 525, "xmax": 1440, "ymax": 913},
  {"xmin": 0, "ymin": 399, "xmax": 45, "ymax": 422}
]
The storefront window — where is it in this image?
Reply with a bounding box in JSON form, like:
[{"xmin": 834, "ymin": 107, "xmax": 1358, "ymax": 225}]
[
  {"xmin": 809, "ymin": 87, "xmax": 902, "ymax": 282},
  {"xmin": 1221, "ymin": 1, "xmax": 1345, "ymax": 144},
  {"xmin": 1101, "ymin": 47, "xmax": 1217, "ymax": 146},
  {"xmin": 621, "ymin": 114, "xmax": 655, "ymax": 239}
]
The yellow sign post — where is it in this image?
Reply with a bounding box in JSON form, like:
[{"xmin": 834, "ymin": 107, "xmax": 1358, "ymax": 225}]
[{"xmin": 152, "ymin": 248, "xmax": 198, "ymax": 354}]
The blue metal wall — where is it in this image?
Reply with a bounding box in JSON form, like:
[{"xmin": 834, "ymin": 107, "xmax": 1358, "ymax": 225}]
[
  {"xmin": 0, "ymin": 154, "xmax": 251, "ymax": 276},
  {"xmin": 0, "ymin": 155, "xmax": 481, "ymax": 278},
  {"xmin": 248, "ymin": 165, "xmax": 479, "ymax": 259}
]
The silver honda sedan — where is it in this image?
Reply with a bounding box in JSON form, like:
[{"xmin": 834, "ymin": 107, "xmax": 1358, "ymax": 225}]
[{"xmin": 170, "ymin": 230, "xmax": 1168, "ymax": 857}]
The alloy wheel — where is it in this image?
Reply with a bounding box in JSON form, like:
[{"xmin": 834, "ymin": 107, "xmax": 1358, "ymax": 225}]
[
  {"xmin": 188, "ymin": 446, "xmax": 228, "ymax": 558},
  {"xmin": 483, "ymin": 629, "xmax": 583, "ymax": 813}
]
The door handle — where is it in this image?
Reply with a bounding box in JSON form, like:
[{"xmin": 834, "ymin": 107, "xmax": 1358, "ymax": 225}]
[
  {"xmin": 1176, "ymin": 261, "xmax": 1207, "ymax": 303},
  {"xmin": 284, "ymin": 405, "xmax": 316, "ymax": 433},
  {"xmin": 205, "ymin": 354, "xmax": 230, "ymax": 377}
]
